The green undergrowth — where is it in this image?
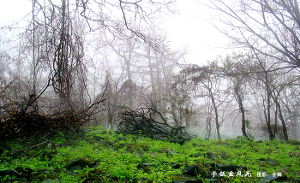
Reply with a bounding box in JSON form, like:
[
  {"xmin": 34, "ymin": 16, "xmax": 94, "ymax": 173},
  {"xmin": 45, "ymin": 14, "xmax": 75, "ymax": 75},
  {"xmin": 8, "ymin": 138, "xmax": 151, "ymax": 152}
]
[{"xmin": 0, "ymin": 126, "xmax": 300, "ymax": 182}]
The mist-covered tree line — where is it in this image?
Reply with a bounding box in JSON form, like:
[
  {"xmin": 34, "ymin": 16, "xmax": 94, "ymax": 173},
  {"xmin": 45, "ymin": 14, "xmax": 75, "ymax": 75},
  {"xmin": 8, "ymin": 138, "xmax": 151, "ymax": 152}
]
[
  {"xmin": 177, "ymin": 53, "xmax": 300, "ymax": 141},
  {"xmin": 0, "ymin": 0, "xmax": 300, "ymax": 141},
  {"xmin": 188, "ymin": 0, "xmax": 300, "ymax": 141},
  {"xmin": 0, "ymin": 0, "xmax": 185, "ymax": 140}
]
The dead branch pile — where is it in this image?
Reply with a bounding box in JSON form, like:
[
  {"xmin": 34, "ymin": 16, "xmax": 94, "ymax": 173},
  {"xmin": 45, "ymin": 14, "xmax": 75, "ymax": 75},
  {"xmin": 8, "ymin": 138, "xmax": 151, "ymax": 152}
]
[
  {"xmin": 0, "ymin": 98, "xmax": 106, "ymax": 141},
  {"xmin": 116, "ymin": 107, "xmax": 194, "ymax": 144},
  {"xmin": 0, "ymin": 113, "xmax": 83, "ymax": 140}
]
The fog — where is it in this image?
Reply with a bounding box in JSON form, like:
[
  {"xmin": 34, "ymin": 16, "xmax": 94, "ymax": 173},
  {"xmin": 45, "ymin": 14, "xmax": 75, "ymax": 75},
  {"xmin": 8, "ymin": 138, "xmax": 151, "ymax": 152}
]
[{"xmin": 0, "ymin": 0, "xmax": 299, "ymax": 141}]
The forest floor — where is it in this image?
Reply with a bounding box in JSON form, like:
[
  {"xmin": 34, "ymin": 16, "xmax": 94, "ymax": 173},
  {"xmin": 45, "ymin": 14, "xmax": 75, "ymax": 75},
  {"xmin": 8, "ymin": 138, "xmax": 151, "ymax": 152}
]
[{"xmin": 0, "ymin": 126, "xmax": 299, "ymax": 182}]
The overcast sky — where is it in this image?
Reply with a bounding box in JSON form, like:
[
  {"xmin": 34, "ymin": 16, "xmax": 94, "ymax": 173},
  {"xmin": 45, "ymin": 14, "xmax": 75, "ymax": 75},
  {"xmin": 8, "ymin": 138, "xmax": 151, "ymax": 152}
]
[
  {"xmin": 163, "ymin": 0, "xmax": 232, "ymax": 65},
  {"xmin": 0, "ymin": 0, "xmax": 31, "ymax": 24},
  {"xmin": 0, "ymin": 0, "xmax": 232, "ymax": 65}
]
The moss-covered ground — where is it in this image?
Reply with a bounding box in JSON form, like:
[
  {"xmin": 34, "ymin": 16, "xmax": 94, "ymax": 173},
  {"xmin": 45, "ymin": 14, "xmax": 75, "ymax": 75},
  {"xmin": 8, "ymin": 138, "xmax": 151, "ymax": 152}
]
[{"xmin": 0, "ymin": 126, "xmax": 299, "ymax": 182}]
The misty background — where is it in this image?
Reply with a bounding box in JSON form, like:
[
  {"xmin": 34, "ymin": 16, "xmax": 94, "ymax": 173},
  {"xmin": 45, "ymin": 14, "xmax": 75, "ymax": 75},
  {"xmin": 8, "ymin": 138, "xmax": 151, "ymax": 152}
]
[{"xmin": 0, "ymin": 0, "xmax": 299, "ymax": 141}]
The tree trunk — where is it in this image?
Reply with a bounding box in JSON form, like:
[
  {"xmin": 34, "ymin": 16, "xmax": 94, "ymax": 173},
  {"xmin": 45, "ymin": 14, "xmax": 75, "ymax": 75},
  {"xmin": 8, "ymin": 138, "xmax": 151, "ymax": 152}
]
[
  {"xmin": 125, "ymin": 57, "xmax": 133, "ymax": 109},
  {"xmin": 147, "ymin": 47, "xmax": 156, "ymax": 107},
  {"xmin": 234, "ymin": 83, "xmax": 250, "ymax": 140},
  {"xmin": 273, "ymin": 95, "xmax": 289, "ymax": 141},
  {"xmin": 265, "ymin": 73, "xmax": 275, "ymax": 141},
  {"xmin": 208, "ymin": 84, "xmax": 221, "ymax": 140}
]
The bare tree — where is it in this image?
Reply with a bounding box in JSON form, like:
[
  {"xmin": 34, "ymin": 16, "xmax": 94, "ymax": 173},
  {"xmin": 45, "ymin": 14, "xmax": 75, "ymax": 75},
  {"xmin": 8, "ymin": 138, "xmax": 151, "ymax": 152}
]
[
  {"xmin": 221, "ymin": 53, "xmax": 253, "ymax": 140},
  {"xmin": 134, "ymin": 30, "xmax": 184, "ymax": 113},
  {"xmin": 252, "ymin": 53, "xmax": 291, "ymax": 140},
  {"xmin": 205, "ymin": 0, "xmax": 300, "ymax": 70},
  {"xmin": 105, "ymin": 34, "xmax": 137, "ymax": 109},
  {"xmin": 202, "ymin": 0, "xmax": 300, "ymax": 141},
  {"xmin": 28, "ymin": 0, "xmax": 175, "ymax": 112},
  {"xmin": 0, "ymin": 0, "xmax": 177, "ymax": 139},
  {"xmin": 176, "ymin": 62, "xmax": 229, "ymax": 140},
  {"xmin": 75, "ymin": 0, "xmax": 176, "ymax": 49}
]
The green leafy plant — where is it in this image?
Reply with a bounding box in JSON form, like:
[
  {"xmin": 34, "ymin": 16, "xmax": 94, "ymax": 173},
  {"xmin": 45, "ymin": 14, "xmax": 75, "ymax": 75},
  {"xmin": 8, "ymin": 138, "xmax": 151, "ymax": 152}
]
[{"xmin": 0, "ymin": 127, "xmax": 299, "ymax": 182}]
